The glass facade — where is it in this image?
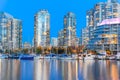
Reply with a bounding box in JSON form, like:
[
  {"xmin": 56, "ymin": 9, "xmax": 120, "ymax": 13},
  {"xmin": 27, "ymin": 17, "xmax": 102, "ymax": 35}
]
[
  {"xmin": 0, "ymin": 12, "xmax": 22, "ymax": 51},
  {"xmin": 58, "ymin": 12, "xmax": 78, "ymax": 47},
  {"xmin": 58, "ymin": 30, "xmax": 64, "ymax": 46},
  {"xmin": 81, "ymin": 0, "xmax": 120, "ymax": 53},
  {"xmin": 64, "ymin": 12, "xmax": 77, "ymax": 46},
  {"xmin": 34, "ymin": 10, "xmax": 50, "ymax": 47},
  {"xmin": 12, "ymin": 19, "xmax": 22, "ymax": 50},
  {"xmin": 88, "ymin": 23, "xmax": 120, "ymax": 53},
  {"xmin": 106, "ymin": 0, "xmax": 120, "ymax": 19},
  {"xmin": 81, "ymin": 28, "xmax": 89, "ymax": 46}
]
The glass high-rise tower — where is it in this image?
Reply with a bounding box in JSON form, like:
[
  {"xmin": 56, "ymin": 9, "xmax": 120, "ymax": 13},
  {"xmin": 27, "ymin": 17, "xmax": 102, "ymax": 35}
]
[
  {"xmin": 58, "ymin": 12, "xmax": 78, "ymax": 47},
  {"xmin": 64, "ymin": 12, "xmax": 77, "ymax": 46},
  {"xmin": 0, "ymin": 12, "xmax": 22, "ymax": 51},
  {"xmin": 34, "ymin": 10, "xmax": 50, "ymax": 47}
]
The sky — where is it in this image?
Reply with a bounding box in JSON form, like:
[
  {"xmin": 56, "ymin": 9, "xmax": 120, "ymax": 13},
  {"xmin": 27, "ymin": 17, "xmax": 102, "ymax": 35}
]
[{"xmin": 0, "ymin": 0, "xmax": 107, "ymax": 44}]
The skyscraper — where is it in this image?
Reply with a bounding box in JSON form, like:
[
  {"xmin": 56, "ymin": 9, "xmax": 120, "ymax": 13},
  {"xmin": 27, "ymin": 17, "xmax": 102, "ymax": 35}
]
[
  {"xmin": 0, "ymin": 12, "xmax": 22, "ymax": 51},
  {"xmin": 94, "ymin": 2, "xmax": 106, "ymax": 26},
  {"xmin": 12, "ymin": 19, "xmax": 22, "ymax": 50},
  {"xmin": 34, "ymin": 10, "xmax": 50, "ymax": 47},
  {"xmin": 58, "ymin": 29, "xmax": 64, "ymax": 46},
  {"xmin": 81, "ymin": 0, "xmax": 120, "ymax": 53},
  {"xmin": 86, "ymin": 9, "xmax": 94, "ymax": 27},
  {"xmin": 106, "ymin": 0, "xmax": 120, "ymax": 19},
  {"xmin": 58, "ymin": 12, "xmax": 78, "ymax": 47},
  {"xmin": 81, "ymin": 28, "xmax": 89, "ymax": 46},
  {"xmin": 63, "ymin": 12, "xmax": 77, "ymax": 46}
]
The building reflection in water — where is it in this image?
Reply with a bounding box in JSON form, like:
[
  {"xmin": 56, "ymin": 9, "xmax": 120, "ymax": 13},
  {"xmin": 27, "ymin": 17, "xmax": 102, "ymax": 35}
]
[
  {"xmin": 1, "ymin": 59, "xmax": 20, "ymax": 80},
  {"xmin": 110, "ymin": 61, "xmax": 119, "ymax": 80},
  {"xmin": 20, "ymin": 60, "xmax": 34, "ymax": 80},
  {"xmin": 1, "ymin": 59, "xmax": 120, "ymax": 80},
  {"xmin": 34, "ymin": 60, "xmax": 50, "ymax": 80}
]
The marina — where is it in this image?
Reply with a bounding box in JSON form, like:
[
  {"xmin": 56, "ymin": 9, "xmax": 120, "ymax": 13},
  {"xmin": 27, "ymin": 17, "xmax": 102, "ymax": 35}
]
[{"xmin": 0, "ymin": 53, "xmax": 120, "ymax": 60}]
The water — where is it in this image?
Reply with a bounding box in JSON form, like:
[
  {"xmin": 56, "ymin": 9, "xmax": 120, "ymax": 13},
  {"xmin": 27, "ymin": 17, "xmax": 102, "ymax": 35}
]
[{"xmin": 0, "ymin": 59, "xmax": 120, "ymax": 80}]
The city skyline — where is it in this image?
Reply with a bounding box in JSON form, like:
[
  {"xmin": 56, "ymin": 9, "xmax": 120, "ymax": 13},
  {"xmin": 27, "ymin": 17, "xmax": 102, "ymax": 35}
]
[
  {"xmin": 1, "ymin": 1, "xmax": 120, "ymax": 80},
  {"xmin": 0, "ymin": 0, "xmax": 107, "ymax": 44}
]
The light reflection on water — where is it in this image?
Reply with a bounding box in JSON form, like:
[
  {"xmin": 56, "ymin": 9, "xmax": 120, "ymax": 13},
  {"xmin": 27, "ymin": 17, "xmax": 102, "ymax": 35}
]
[{"xmin": 0, "ymin": 59, "xmax": 120, "ymax": 80}]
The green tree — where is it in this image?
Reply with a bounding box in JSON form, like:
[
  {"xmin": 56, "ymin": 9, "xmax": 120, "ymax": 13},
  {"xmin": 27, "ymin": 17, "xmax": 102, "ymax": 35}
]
[
  {"xmin": 58, "ymin": 47, "xmax": 65, "ymax": 54},
  {"xmin": 51, "ymin": 47, "xmax": 58, "ymax": 54},
  {"xmin": 5, "ymin": 49, "xmax": 9, "ymax": 54},
  {"xmin": 22, "ymin": 49, "xmax": 28, "ymax": 53},
  {"xmin": 36, "ymin": 46, "xmax": 42, "ymax": 54}
]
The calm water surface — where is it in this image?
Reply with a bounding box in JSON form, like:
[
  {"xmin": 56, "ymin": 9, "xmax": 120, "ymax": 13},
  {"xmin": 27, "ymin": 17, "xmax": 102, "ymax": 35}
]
[{"xmin": 0, "ymin": 59, "xmax": 120, "ymax": 80}]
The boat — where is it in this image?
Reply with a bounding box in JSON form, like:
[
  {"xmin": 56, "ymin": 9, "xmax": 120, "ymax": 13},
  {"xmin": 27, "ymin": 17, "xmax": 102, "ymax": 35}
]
[
  {"xmin": 44, "ymin": 54, "xmax": 54, "ymax": 59},
  {"xmin": 34, "ymin": 55, "xmax": 41, "ymax": 60},
  {"xmin": 115, "ymin": 52, "xmax": 120, "ymax": 60},
  {"xmin": 20, "ymin": 54, "xmax": 34, "ymax": 60},
  {"xmin": 44, "ymin": 54, "xmax": 51, "ymax": 59},
  {"xmin": 0, "ymin": 54, "xmax": 8, "ymax": 59},
  {"xmin": 97, "ymin": 55, "xmax": 106, "ymax": 60},
  {"xmin": 83, "ymin": 54, "xmax": 95, "ymax": 60},
  {"xmin": 50, "ymin": 53, "xmax": 58, "ymax": 59},
  {"xmin": 8, "ymin": 54, "xmax": 19, "ymax": 59},
  {"xmin": 72, "ymin": 54, "xmax": 79, "ymax": 60},
  {"xmin": 109, "ymin": 56, "xmax": 116, "ymax": 60},
  {"xmin": 105, "ymin": 55, "xmax": 115, "ymax": 60},
  {"xmin": 78, "ymin": 54, "xmax": 83, "ymax": 60},
  {"xmin": 58, "ymin": 54, "xmax": 69, "ymax": 60},
  {"xmin": 97, "ymin": 51, "xmax": 107, "ymax": 60},
  {"xmin": 39, "ymin": 55, "xmax": 45, "ymax": 59}
]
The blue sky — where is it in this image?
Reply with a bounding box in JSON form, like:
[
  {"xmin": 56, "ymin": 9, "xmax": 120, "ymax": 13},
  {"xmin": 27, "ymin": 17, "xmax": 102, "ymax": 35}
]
[{"xmin": 0, "ymin": 0, "xmax": 106, "ymax": 43}]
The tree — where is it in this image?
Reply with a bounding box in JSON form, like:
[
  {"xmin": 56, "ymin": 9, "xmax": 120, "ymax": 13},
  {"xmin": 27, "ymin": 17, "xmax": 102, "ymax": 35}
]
[
  {"xmin": 71, "ymin": 46, "xmax": 77, "ymax": 54},
  {"xmin": 58, "ymin": 47, "xmax": 65, "ymax": 54},
  {"xmin": 13, "ymin": 49, "xmax": 19, "ymax": 54},
  {"xmin": 5, "ymin": 49, "xmax": 9, "ymax": 54},
  {"xmin": 44, "ymin": 47, "xmax": 51, "ymax": 54},
  {"xmin": 22, "ymin": 48, "xmax": 28, "ymax": 53},
  {"xmin": 76, "ymin": 46, "xmax": 84, "ymax": 54},
  {"xmin": 106, "ymin": 50, "xmax": 111, "ymax": 55},
  {"xmin": 93, "ymin": 50, "xmax": 98, "ymax": 55},
  {"xmin": 51, "ymin": 47, "xmax": 58, "ymax": 54},
  {"xmin": 36, "ymin": 46, "xmax": 42, "ymax": 54}
]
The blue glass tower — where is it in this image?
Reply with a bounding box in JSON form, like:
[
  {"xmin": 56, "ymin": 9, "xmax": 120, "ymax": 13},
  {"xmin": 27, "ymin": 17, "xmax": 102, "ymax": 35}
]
[{"xmin": 34, "ymin": 10, "xmax": 50, "ymax": 47}]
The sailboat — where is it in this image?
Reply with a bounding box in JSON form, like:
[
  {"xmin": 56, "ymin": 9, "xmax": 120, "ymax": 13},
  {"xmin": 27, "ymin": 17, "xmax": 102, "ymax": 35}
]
[{"xmin": 116, "ymin": 52, "xmax": 120, "ymax": 60}]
